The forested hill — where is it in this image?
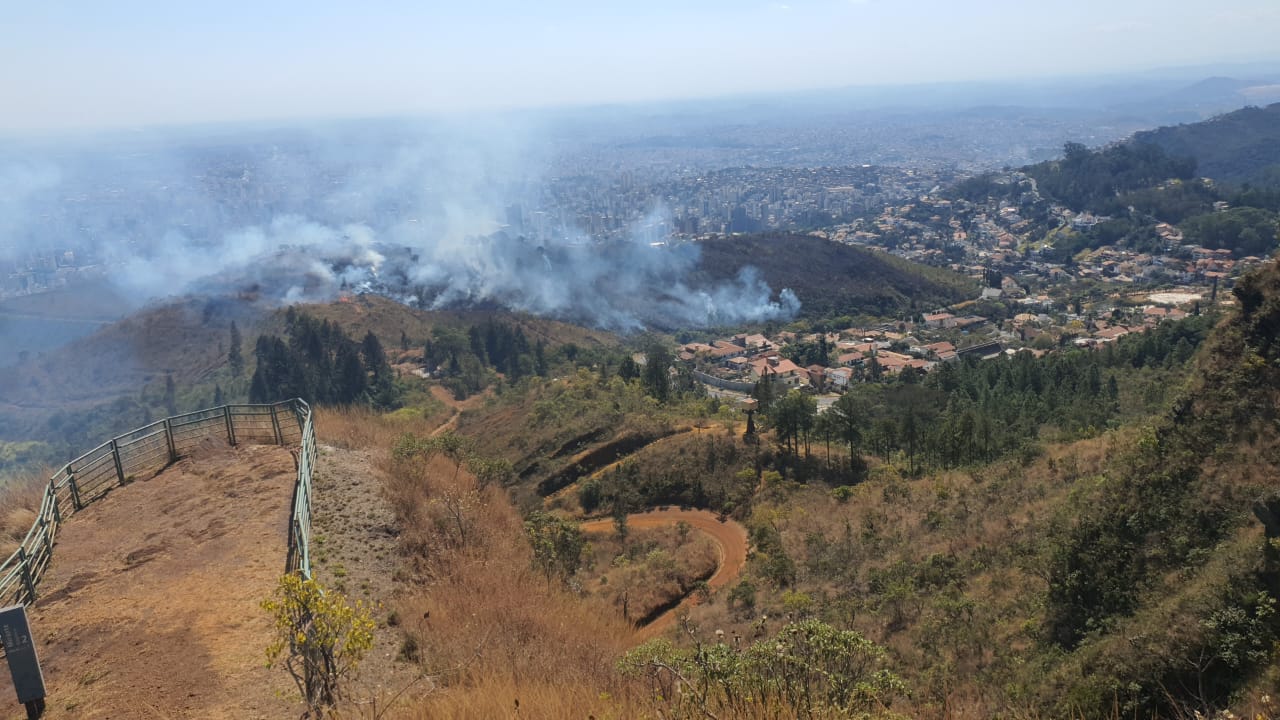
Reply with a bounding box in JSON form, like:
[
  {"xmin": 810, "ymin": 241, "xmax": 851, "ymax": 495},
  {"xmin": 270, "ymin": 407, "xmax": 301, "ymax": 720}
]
[
  {"xmin": 1000, "ymin": 104, "xmax": 1280, "ymax": 260},
  {"xmin": 1018, "ymin": 103, "xmax": 1280, "ymax": 216},
  {"xmin": 693, "ymin": 233, "xmax": 975, "ymax": 321},
  {"xmin": 1134, "ymin": 102, "xmax": 1280, "ymax": 187},
  {"xmin": 1033, "ymin": 257, "xmax": 1280, "ymax": 714}
]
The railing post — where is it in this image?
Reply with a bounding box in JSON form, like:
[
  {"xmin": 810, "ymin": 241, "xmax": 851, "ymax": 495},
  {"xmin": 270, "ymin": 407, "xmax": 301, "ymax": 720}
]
[
  {"xmin": 36, "ymin": 516, "xmax": 49, "ymax": 576},
  {"xmin": 297, "ymin": 517, "xmax": 309, "ymax": 578},
  {"xmin": 49, "ymin": 486, "xmax": 60, "ymax": 525},
  {"xmin": 224, "ymin": 406, "xmax": 237, "ymax": 446},
  {"xmin": 162, "ymin": 418, "xmax": 178, "ymax": 463},
  {"xmin": 68, "ymin": 471, "xmax": 83, "ymax": 511},
  {"xmin": 17, "ymin": 547, "xmax": 35, "ymax": 603},
  {"xmin": 110, "ymin": 439, "xmax": 126, "ymax": 486},
  {"xmin": 270, "ymin": 405, "xmax": 284, "ymax": 445}
]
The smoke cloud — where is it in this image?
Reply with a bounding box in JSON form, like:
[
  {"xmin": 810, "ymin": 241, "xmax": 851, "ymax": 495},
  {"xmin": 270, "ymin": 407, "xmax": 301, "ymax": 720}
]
[
  {"xmin": 0, "ymin": 118, "xmax": 799, "ymax": 334},
  {"xmin": 0, "ymin": 161, "xmax": 62, "ymax": 260}
]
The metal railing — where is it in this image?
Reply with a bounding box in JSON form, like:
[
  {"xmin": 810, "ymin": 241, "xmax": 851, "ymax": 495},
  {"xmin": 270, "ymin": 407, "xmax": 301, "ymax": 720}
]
[
  {"xmin": 0, "ymin": 398, "xmax": 316, "ymax": 606},
  {"xmin": 285, "ymin": 399, "xmax": 316, "ymax": 579}
]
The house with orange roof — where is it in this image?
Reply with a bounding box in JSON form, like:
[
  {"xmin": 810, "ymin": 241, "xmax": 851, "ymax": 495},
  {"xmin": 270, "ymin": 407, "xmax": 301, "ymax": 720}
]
[{"xmin": 748, "ymin": 357, "xmax": 806, "ymax": 387}]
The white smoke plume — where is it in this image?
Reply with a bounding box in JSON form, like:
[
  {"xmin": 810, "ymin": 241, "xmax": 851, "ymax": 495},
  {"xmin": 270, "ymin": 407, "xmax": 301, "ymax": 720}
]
[
  {"xmin": 0, "ymin": 161, "xmax": 61, "ymax": 260},
  {"xmin": 0, "ymin": 118, "xmax": 800, "ymax": 332}
]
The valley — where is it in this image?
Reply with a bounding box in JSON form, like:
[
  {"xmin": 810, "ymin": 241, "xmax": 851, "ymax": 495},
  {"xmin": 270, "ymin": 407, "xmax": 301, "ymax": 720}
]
[{"xmin": 2, "ymin": 56, "xmax": 1280, "ymax": 720}]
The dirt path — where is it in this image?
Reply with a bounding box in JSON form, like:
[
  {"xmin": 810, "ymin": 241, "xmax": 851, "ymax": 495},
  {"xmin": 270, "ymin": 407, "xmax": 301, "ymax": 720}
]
[
  {"xmin": 427, "ymin": 385, "xmax": 490, "ymax": 437},
  {"xmin": 0, "ymin": 443, "xmax": 298, "ymax": 719},
  {"xmin": 581, "ymin": 509, "xmax": 748, "ymax": 639},
  {"xmin": 308, "ymin": 443, "xmax": 428, "ymax": 709}
]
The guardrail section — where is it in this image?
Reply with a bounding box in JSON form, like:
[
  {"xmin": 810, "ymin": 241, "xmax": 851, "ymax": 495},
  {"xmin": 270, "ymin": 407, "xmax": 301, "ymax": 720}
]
[{"xmin": 0, "ymin": 398, "xmax": 316, "ymax": 605}]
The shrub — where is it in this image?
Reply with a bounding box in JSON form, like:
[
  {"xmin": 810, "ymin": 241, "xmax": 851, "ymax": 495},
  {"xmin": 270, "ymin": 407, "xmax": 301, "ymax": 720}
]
[
  {"xmin": 620, "ymin": 619, "xmax": 904, "ymax": 719},
  {"xmin": 262, "ymin": 573, "xmax": 376, "ymax": 717}
]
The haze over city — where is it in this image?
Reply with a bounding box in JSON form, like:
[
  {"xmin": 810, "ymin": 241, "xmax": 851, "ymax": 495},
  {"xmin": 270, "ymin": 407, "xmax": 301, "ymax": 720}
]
[
  {"xmin": 5, "ymin": 0, "xmax": 1280, "ymax": 132},
  {"xmin": 7, "ymin": 0, "xmax": 1280, "ymax": 718}
]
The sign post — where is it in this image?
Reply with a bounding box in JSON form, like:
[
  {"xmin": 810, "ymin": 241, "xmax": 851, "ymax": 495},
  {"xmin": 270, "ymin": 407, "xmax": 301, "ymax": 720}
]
[{"xmin": 0, "ymin": 605, "xmax": 45, "ymax": 719}]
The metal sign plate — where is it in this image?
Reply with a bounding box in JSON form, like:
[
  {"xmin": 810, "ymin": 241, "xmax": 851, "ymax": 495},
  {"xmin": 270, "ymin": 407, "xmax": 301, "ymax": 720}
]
[{"xmin": 0, "ymin": 605, "xmax": 45, "ymax": 704}]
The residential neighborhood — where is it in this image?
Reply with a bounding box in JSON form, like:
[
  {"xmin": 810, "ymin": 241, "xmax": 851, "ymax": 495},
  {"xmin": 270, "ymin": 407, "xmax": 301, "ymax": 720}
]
[{"xmin": 672, "ymin": 261, "xmax": 1240, "ymax": 406}]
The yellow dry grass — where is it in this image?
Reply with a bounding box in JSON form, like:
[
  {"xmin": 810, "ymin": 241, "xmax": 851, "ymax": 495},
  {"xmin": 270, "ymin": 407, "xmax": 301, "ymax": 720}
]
[
  {"xmin": 314, "ymin": 404, "xmax": 638, "ymax": 718},
  {"xmin": 0, "ymin": 467, "xmax": 52, "ymax": 559},
  {"xmin": 580, "ymin": 525, "xmax": 719, "ymax": 625},
  {"xmin": 314, "ymin": 405, "xmax": 441, "ymax": 450}
]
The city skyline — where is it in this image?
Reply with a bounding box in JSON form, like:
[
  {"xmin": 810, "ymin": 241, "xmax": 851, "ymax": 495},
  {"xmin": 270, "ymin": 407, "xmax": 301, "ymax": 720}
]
[{"xmin": 4, "ymin": 0, "xmax": 1280, "ymax": 133}]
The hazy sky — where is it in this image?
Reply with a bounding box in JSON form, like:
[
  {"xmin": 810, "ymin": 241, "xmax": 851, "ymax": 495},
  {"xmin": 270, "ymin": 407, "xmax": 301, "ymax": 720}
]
[{"xmin": 4, "ymin": 0, "xmax": 1279, "ymax": 132}]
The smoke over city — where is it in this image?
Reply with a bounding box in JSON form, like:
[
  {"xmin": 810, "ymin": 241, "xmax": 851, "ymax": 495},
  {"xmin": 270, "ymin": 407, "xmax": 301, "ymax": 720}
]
[{"xmin": 0, "ymin": 118, "xmax": 799, "ymax": 333}]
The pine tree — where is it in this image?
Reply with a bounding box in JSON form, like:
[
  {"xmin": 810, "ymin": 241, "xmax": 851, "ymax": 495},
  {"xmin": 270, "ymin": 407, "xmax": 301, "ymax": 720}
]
[
  {"xmin": 362, "ymin": 332, "xmax": 398, "ymax": 410},
  {"xmin": 641, "ymin": 343, "xmax": 671, "ymax": 403},
  {"xmin": 618, "ymin": 356, "xmax": 640, "ymax": 381},
  {"xmin": 164, "ymin": 374, "xmax": 178, "ymax": 416},
  {"xmin": 534, "ymin": 340, "xmax": 547, "ymax": 376},
  {"xmin": 361, "ymin": 331, "xmax": 387, "ymax": 370},
  {"xmin": 249, "ymin": 366, "xmax": 270, "ymax": 403},
  {"xmin": 336, "ymin": 343, "xmax": 368, "ymax": 404},
  {"xmin": 827, "ymin": 392, "xmax": 865, "ymax": 478},
  {"xmin": 229, "ymin": 321, "xmax": 245, "ymax": 376},
  {"xmin": 468, "ymin": 326, "xmax": 487, "ymax": 364}
]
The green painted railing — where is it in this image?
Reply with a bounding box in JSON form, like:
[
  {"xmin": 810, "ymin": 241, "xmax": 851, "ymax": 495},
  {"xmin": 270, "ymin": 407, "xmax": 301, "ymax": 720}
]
[
  {"xmin": 0, "ymin": 398, "xmax": 316, "ymax": 605},
  {"xmin": 286, "ymin": 399, "xmax": 316, "ymax": 579}
]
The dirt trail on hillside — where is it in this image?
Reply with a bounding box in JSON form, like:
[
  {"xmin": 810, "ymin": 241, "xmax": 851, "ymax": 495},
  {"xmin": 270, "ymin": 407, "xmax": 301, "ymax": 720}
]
[
  {"xmin": 581, "ymin": 509, "xmax": 748, "ymax": 639},
  {"xmin": 0, "ymin": 443, "xmax": 298, "ymax": 719},
  {"xmin": 427, "ymin": 385, "xmax": 491, "ymax": 437}
]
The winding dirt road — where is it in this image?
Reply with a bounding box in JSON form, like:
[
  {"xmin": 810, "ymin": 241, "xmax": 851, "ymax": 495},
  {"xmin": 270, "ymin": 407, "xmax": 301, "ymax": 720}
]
[{"xmin": 580, "ymin": 508, "xmax": 748, "ymax": 639}]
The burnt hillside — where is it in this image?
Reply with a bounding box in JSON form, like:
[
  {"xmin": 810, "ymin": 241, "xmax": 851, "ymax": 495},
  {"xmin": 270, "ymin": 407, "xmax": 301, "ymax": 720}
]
[{"xmin": 693, "ymin": 233, "xmax": 975, "ymax": 319}]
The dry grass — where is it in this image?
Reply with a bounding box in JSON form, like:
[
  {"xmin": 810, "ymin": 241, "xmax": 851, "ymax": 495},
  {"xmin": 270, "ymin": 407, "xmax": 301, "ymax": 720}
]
[
  {"xmin": 0, "ymin": 468, "xmax": 53, "ymax": 559},
  {"xmin": 315, "ymin": 405, "xmax": 443, "ymax": 451},
  {"xmin": 581, "ymin": 525, "xmax": 719, "ymax": 625},
  {"xmin": 295, "ymin": 294, "xmax": 619, "ymax": 362},
  {"xmin": 675, "ymin": 433, "xmax": 1133, "ymax": 719},
  {"xmin": 385, "ymin": 450, "xmax": 634, "ymax": 718},
  {"xmin": 405, "ymin": 674, "xmax": 625, "ymax": 720},
  {"xmin": 315, "ymin": 404, "xmax": 637, "ymax": 718}
]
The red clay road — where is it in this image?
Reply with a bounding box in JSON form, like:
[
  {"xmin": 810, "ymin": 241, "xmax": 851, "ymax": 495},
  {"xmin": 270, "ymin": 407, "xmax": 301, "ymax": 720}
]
[{"xmin": 580, "ymin": 508, "xmax": 748, "ymax": 639}]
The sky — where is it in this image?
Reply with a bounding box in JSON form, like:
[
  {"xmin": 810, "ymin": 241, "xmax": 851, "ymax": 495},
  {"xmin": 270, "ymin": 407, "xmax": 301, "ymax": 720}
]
[{"xmin": 3, "ymin": 0, "xmax": 1279, "ymax": 133}]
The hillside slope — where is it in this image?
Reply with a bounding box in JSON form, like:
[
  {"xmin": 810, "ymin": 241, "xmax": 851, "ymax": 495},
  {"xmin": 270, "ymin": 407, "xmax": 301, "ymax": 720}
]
[
  {"xmin": 1134, "ymin": 102, "xmax": 1280, "ymax": 186},
  {"xmin": 0, "ymin": 292, "xmax": 620, "ymax": 471},
  {"xmin": 0, "ymin": 296, "xmax": 269, "ymax": 464},
  {"xmin": 693, "ymin": 233, "xmax": 975, "ymax": 319},
  {"xmin": 292, "ymin": 293, "xmax": 620, "ymax": 357},
  {"xmin": 731, "ymin": 258, "xmax": 1280, "ymax": 718}
]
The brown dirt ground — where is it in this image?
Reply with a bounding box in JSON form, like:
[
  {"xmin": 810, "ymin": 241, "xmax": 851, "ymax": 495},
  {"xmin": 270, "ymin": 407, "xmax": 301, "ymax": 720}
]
[
  {"xmin": 307, "ymin": 443, "xmax": 429, "ymax": 713},
  {"xmin": 0, "ymin": 442, "xmax": 298, "ymax": 719},
  {"xmin": 580, "ymin": 509, "xmax": 748, "ymax": 640}
]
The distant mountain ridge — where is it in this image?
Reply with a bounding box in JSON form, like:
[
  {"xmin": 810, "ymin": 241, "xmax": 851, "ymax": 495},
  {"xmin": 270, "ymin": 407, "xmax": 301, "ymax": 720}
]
[{"xmin": 1134, "ymin": 102, "xmax": 1280, "ymax": 186}]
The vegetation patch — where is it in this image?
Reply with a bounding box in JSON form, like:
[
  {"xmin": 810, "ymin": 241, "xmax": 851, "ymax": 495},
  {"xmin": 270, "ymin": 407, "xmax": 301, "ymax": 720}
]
[{"xmin": 580, "ymin": 523, "xmax": 719, "ymax": 627}]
